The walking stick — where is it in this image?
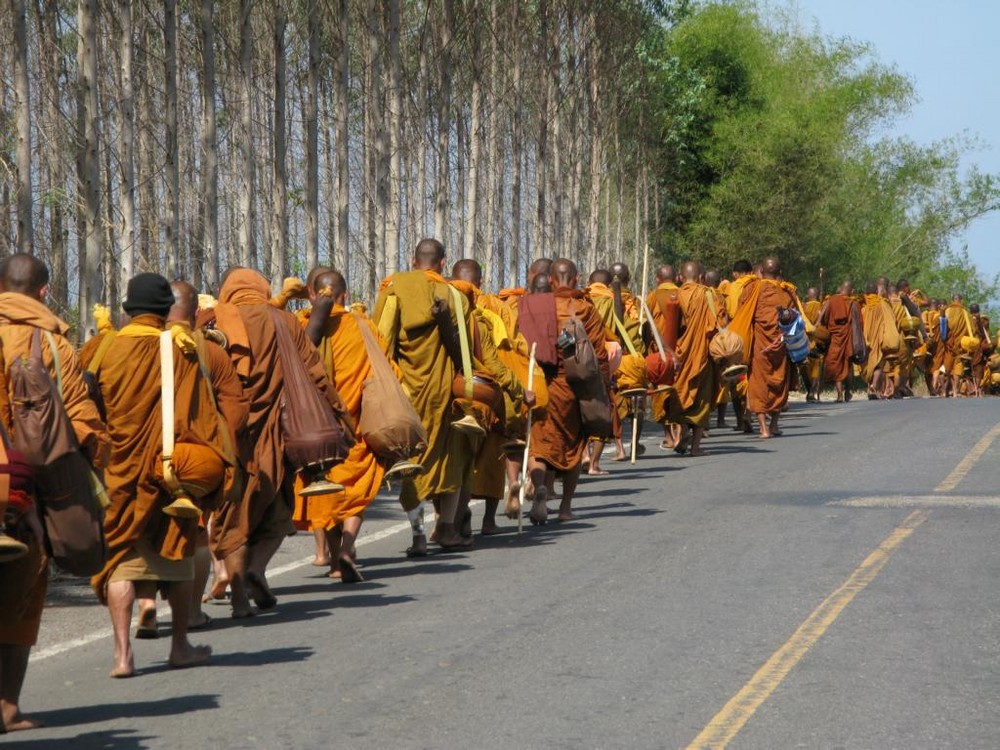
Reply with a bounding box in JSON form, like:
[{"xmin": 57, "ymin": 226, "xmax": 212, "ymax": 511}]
[
  {"xmin": 630, "ymin": 245, "xmax": 651, "ymax": 464},
  {"xmin": 638, "ymin": 245, "xmax": 650, "ymax": 328},
  {"xmin": 518, "ymin": 343, "xmax": 537, "ymax": 534}
]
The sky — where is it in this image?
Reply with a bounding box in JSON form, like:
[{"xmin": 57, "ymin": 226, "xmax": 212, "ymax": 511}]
[{"xmin": 776, "ymin": 0, "xmax": 1000, "ymax": 283}]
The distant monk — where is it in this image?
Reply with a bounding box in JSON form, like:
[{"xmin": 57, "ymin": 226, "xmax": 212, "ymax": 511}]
[
  {"xmin": 803, "ymin": 287, "xmax": 823, "ymax": 402},
  {"xmin": 208, "ymin": 269, "xmax": 350, "ymax": 617},
  {"xmin": 942, "ymin": 294, "xmax": 972, "ymax": 398},
  {"xmin": 585, "ymin": 269, "xmax": 630, "ymax": 469},
  {"xmin": 646, "ymin": 264, "xmax": 681, "ymax": 448},
  {"xmin": 819, "ymin": 281, "xmax": 858, "ymax": 402},
  {"xmin": 522, "ymin": 259, "xmax": 610, "ymax": 523},
  {"xmin": 374, "ymin": 238, "xmax": 479, "ymax": 554},
  {"xmin": 498, "ymin": 258, "xmax": 553, "ymax": 314},
  {"xmin": 860, "ymin": 283, "xmax": 902, "ymax": 399},
  {"xmin": 293, "ymin": 270, "xmax": 390, "ymax": 581},
  {"xmin": 725, "ymin": 260, "xmax": 755, "ymax": 321},
  {"xmin": 667, "ymin": 261, "xmax": 718, "ymax": 455},
  {"xmin": 88, "ymin": 273, "xmax": 228, "ymax": 677}
]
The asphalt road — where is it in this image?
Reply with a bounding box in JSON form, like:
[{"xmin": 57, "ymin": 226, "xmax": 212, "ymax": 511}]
[{"xmin": 9, "ymin": 396, "xmax": 1000, "ymax": 749}]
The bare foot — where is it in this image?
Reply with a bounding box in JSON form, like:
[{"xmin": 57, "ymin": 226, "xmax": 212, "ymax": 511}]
[
  {"xmin": 311, "ymin": 557, "xmax": 331, "ymax": 567},
  {"xmin": 1, "ymin": 711, "xmax": 44, "ymax": 731},
  {"xmin": 689, "ymin": 448, "xmax": 709, "ymax": 457},
  {"xmin": 406, "ymin": 534, "xmax": 428, "ymax": 557},
  {"xmin": 205, "ymin": 577, "xmax": 229, "ymax": 601},
  {"xmin": 436, "ymin": 528, "xmax": 474, "ymax": 549},
  {"xmin": 557, "ymin": 512, "xmax": 577, "ymax": 522},
  {"xmin": 169, "ymin": 643, "xmax": 212, "ymax": 670},
  {"xmin": 528, "ymin": 488, "xmax": 549, "ymax": 526},
  {"xmin": 481, "ymin": 520, "xmax": 501, "ymax": 536},
  {"xmin": 587, "ymin": 469, "xmax": 609, "ymax": 476},
  {"xmin": 338, "ymin": 556, "xmax": 365, "ymax": 583},
  {"xmin": 504, "ymin": 485, "xmax": 521, "ymax": 519},
  {"xmin": 109, "ymin": 648, "xmax": 135, "ymax": 679}
]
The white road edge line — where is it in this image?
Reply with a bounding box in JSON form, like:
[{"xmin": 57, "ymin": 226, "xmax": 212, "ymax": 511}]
[{"xmin": 31, "ymin": 500, "xmax": 484, "ymax": 663}]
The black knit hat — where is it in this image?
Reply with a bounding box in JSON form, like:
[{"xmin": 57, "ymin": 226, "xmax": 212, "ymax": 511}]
[{"xmin": 123, "ymin": 273, "xmax": 175, "ymax": 317}]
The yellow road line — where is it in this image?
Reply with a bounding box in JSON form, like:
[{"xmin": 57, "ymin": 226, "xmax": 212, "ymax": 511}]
[
  {"xmin": 934, "ymin": 421, "xmax": 1000, "ymax": 493},
  {"xmin": 686, "ymin": 509, "xmax": 929, "ymax": 750}
]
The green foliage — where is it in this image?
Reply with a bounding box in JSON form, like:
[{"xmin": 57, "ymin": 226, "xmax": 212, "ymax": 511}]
[{"xmin": 643, "ymin": 1, "xmax": 1000, "ymax": 293}]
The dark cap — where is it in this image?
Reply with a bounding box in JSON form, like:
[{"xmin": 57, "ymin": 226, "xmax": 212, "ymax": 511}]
[{"xmin": 123, "ymin": 273, "xmax": 175, "ymax": 317}]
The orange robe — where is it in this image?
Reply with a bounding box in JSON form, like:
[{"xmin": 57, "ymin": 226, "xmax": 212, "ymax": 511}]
[
  {"xmin": 374, "ymin": 269, "xmax": 477, "ymax": 509},
  {"xmin": 0, "ymin": 293, "xmax": 109, "ymax": 641},
  {"xmin": 860, "ymin": 295, "xmax": 902, "ymax": 383},
  {"xmin": 736, "ymin": 279, "xmax": 795, "ymax": 415},
  {"xmin": 208, "ymin": 270, "xmax": 347, "ymax": 558},
  {"xmin": 943, "ymin": 302, "xmax": 972, "ymax": 377},
  {"xmin": 530, "ymin": 289, "xmax": 610, "ymax": 471},
  {"xmin": 88, "ymin": 314, "xmax": 236, "ymax": 602},
  {"xmin": 667, "ymin": 282, "xmax": 718, "ymax": 429},
  {"xmin": 803, "ymin": 299, "xmax": 824, "ymax": 386},
  {"xmin": 293, "ymin": 305, "xmax": 389, "ymax": 531},
  {"xmin": 821, "ymin": 294, "xmax": 855, "ymax": 383},
  {"xmin": 646, "ymin": 282, "xmax": 680, "ymax": 423}
]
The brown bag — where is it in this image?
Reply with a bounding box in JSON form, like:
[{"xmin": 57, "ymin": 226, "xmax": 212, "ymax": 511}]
[
  {"xmin": 560, "ymin": 314, "xmax": 612, "ymax": 439},
  {"xmin": 269, "ymin": 308, "xmax": 352, "ymax": 475},
  {"xmin": 352, "ymin": 313, "xmax": 427, "ymax": 463},
  {"xmin": 5, "ymin": 328, "xmax": 107, "ymax": 576},
  {"xmin": 849, "ymin": 302, "xmax": 868, "ymax": 364}
]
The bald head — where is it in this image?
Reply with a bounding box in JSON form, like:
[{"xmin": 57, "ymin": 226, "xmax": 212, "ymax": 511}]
[
  {"xmin": 589, "ymin": 269, "xmax": 612, "ymax": 285},
  {"xmin": 704, "ymin": 269, "xmax": 721, "ymax": 288},
  {"xmin": 680, "ymin": 261, "xmax": 703, "ymax": 285},
  {"xmin": 314, "ymin": 270, "xmax": 348, "ymax": 304},
  {"xmin": 168, "ymin": 280, "xmax": 199, "ymax": 325},
  {"xmin": 0, "ymin": 253, "xmax": 49, "ymax": 299},
  {"xmin": 610, "ymin": 262, "xmax": 631, "ymax": 287},
  {"xmin": 413, "ymin": 238, "xmax": 446, "ymax": 271},
  {"xmin": 549, "ymin": 258, "xmax": 579, "ymax": 290},
  {"xmin": 806, "ymin": 287, "xmax": 819, "ymax": 302},
  {"xmin": 527, "ymin": 258, "xmax": 553, "ymax": 289},
  {"xmin": 655, "ymin": 265, "xmax": 675, "ymax": 284},
  {"xmin": 761, "ymin": 257, "xmax": 781, "ymax": 279},
  {"xmin": 840, "ymin": 280, "xmax": 854, "ymax": 295},
  {"xmin": 452, "ymin": 258, "xmax": 483, "ymax": 288}
]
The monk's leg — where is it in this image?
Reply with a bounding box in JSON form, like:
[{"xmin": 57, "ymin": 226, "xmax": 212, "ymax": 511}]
[
  {"xmin": 588, "ymin": 440, "xmax": 607, "ymax": 475},
  {"xmin": 558, "ymin": 465, "xmax": 582, "ymax": 521},
  {"xmin": 0, "ymin": 644, "xmax": 41, "ymax": 731},
  {"xmin": 689, "ymin": 426, "xmax": 708, "ymax": 456},
  {"xmin": 481, "ymin": 497, "xmax": 500, "ymax": 535},
  {"xmin": 245, "ymin": 534, "xmax": 284, "ymax": 609},
  {"xmin": 189, "ymin": 541, "xmax": 212, "ymax": 628},
  {"xmin": 715, "ymin": 404, "xmax": 727, "ymax": 429},
  {"xmin": 223, "ymin": 545, "xmax": 253, "ymax": 618},
  {"xmin": 613, "ymin": 436, "xmax": 627, "ymax": 461},
  {"xmin": 527, "ymin": 458, "xmax": 550, "ymax": 525},
  {"xmin": 504, "ymin": 459, "xmax": 522, "ymax": 518},
  {"xmin": 107, "ymin": 580, "xmax": 136, "ymax": 677},
  {"xmin": 337, "ymin": 516, "xmax": 364, "ymax": 582},
  {"xmin": 434, "ymin": 491, "xmax": 470, "ymax": 547},
  {"xmin": 456, "ymin": 486, "xmax": 473, "ymax": 538},
  {"xmin": 312, "ymin": 528, "xmax": 330, "ymax": 566},
  {"xmin": 405, "ymin": 502, "xmax": 428, "ymax": 556},
  {"xmin": 757, "ymin": 412, "xmax": 770, "ymax": 438},
  {"xmin": 166, "ymin": 580, "xmax": 211, "ymax": 669},
  {"xmin": 768, "ymin": 413, "xmax": 781, "ymax": 437}
]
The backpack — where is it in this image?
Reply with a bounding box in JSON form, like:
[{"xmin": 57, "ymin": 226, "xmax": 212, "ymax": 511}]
[
  {"xmin": 560, "ymin": 313, "xmax": 612, "ymax": 439},
  {"xmin": 3, "ymin": 327, "xmax": 107, "ymax": 576}
]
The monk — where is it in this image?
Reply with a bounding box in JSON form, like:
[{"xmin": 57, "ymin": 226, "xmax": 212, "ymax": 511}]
[
  {"xmin": 498, "ymin": 258, "xmax": 553, "ymax": 316},
  {"xmin": 725, "ymin": 260, "xmax": 755, "ymax": 321},
  {"xmin": 802, "ymin": 287, "xmax": 823, "ymax": 402},
  {"xmin": 208, "ymin": 269, "xmax": 350, "ymax": 617},
  {"xmin": 373, "ymin": 238, "xmax": 479, "ymax": 554},
  {"xmin": 88, "ymin": 273, "xmax": 231, "ymax": 677},
  {"xmin": 646, "ymin": 265, "xmax": 681, "ymax": 448},
  {"xmin": 165, "ymin": 281, "xmax": 248, "ymax": 629},
  {"xmin": 733, "ymin": 257, "xmax": 796, "ymax": 438},
  {"xmin": 293, "ymin": 270, "xmax": 391, "ymax": 581},
  {"xmin": 818, "ymin": 281, "xmax": 858, "ymax": 402},
  {"xmin": 941, "ymin": 294, "xmax": 974, "ymax": 398},
  {"xmin": 450, "ymin": 260, "xmax": 526, "ymax": 535},
  {"xmin": 522, "ymin": 259, "xmax": 609, "ymax": 524},
  {"xmin": 860, "ymin": 282, "xmax": 902, "ymax": 399},
  {"xmin": 969, "ymin": 303, "xmax": 992, "ymax": 397},
  {"xmin": 704, "ymin": 269, "xmax": 733, "ymax": 428},
  {"xmin": 667, "ymin": 261, "xmax": 719, "ymax": 454},
  {"xmin": 0, "ymin": 254, "xmax": 108, "ymax": 728}
]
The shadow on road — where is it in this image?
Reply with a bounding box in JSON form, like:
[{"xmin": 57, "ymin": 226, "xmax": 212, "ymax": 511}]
[
  {"xmin": 11, "ymin": 729, "xmax": 155, "ymax": 750},
  {"xmin": 31, "ymin": 693, "xmax": 220, "ymax": 729}
]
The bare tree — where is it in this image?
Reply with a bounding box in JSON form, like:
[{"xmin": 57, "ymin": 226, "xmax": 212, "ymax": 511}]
[{"xmin": 12, "ymin": 0, "xmax": 33, "ymax": 254}]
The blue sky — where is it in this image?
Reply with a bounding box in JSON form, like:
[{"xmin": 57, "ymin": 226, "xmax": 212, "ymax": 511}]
[{"xmin": 781, "ymin": 0, "xmax": 999, "ymax": 283}]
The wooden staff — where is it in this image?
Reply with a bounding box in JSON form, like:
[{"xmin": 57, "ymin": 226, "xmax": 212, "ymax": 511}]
[
  {"xmin": 819, "ymin": 267, "xmax": 825, "ymax": 299},
  {"xmin": 638, "ymin": 244, "xmax": 650, "ymax": 327},
  {"xmin": 518, "ymin": 343, "xmax": 537, "ymax": 534}
]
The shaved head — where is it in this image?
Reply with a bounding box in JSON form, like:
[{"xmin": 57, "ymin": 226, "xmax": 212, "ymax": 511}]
[
  {"xmin": 451, "ymin": 258, "xmax": 483, "ymax": 288},
  {"xmin": 307, "ymin": 265, "xmax": 333, "ymax": 290},
  {"xmin": 168, "ymin": 280, "xmax": 199, "ymax": 325},
  {"xmin": 806, "ymin": 287, "xmax": 819, "ymax": 301},
  {"xmin": 840, "ymin": 280, "xmax": 854, "ymax": 295},
  {"xmin": 550, "ymin": 258, "xmax": 579, "ymax": 290},
  {"xmin": 0, "ymin": 253, "xmax": 49, "ymax": 299},
  {"xmin": 413, "ymin": 238, "xmax": 446, "ymax": 271},
  {"xmin": 527, "ymin": 258, "xmax": 553, "ymax": 289},
  {"xmin": 761, "ymin": 257, "xmax": 781, "ymax": 279},
  {"xmin": 610, "ymin": 262, "xmax": 631, "ymax": 287},
  {"xmin": 655, "ymin": 265, "xmax": 675, "ymax": 284},
  {"xmin": 680, "ymin": 261, "xmax": 703, "ymax": 284},
  {"xmin": 530, "ymin": 274, "xmax": 552, "ymax": 294},
  {"xmin": 589, "ymin": 269, "xmax": 612, "ymax": 285},
  {"xmin": 314, "ymin": 270, "xmax": 348, "ymax": 303},
  {"xmin": 704, "ymin": 269, "xmax": 721, "ymax": 288}
]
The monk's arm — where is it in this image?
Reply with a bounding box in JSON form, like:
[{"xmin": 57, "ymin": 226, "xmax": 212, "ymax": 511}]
[
  {"xmin": 581, "ymin": 303, "xmax": 612, "ymax": 385},
  {"xmin": 55, "ymin": 335, "xmax": 110, "ymax": 469}
]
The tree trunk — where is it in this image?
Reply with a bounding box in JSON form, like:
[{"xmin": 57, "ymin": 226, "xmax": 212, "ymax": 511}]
[
  {"xmin": 335, "ymin": 0, "xmax": 350, "ymax": 279},
  {"xmin": 304, "ymin": 0, "xmax": 320, "ymax": 272},
  {"xmin": 464, "ymin": 4, "xmax": 483, "ymax": 263},
  {"xmin": 586, "ymin": 11, "xmax": 601, "ymax": 273},
  {"xmin": 271, "ymin": 7, "xmax": 288, "ymax": 284},
  {"xmin": 198, "ymin": 0, "xmax": 217, "ymax": 289},
  {"xmin": 238, "ymin": 0, "xmax": 256, "ymax": 267},
  {"xmin": 164, "ymin": 0, "xmax": 180, "ymax": 277},
  {"xmin": 434, "ymin": 0, "xmax": 454, "ymax": 243},
  {"xmin": 117, "ymin": 0, "xmax": 136, "ymax": 290},
  {"xmin": 386, "ymin": 0, "xmax": 403, "ymax": 276},
  {"xmin": 533, "ymin": 0, "xmax": 548, "ymax": 261},
  {"xmin": 76, "ymin": 0, "xmax": 102, "ymax": 339},
  {"xmin": 12, "ymin": 0, "xmax": 33, "ymax": 254},
  {"xmin": 509, "ymin": 0, "xmax": 523, "ymax": 286}
]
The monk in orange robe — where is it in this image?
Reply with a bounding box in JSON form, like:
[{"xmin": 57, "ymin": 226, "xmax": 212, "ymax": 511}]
[
  {"xmin": 520, "ymin": 259, "xmax": 609, "ymax": 524},
  {"xmin": 0, "ymin": 254, "xmax": 108, "ymax": 727},
  {"xmin": 373, "ymin": 238, "xmax": 479, "ymax": 554},
  {"xmin": 940, "ymin": 294, "xmax": 975, "ymax": 397},
  {"xmin": 818, "ymin": 281, "xmax": 858, "ymax": 402},
  {"xmin": 732, "ymin": 257, "xmax": 796, "ymax": 438},
  {"xmin": 667, "ymin": 261, "xmax": 719, "ymax": 455},
  {"xmin": 450, "ymin": 260, "xmax": 526, "ymax": 535},
  {"xmin": 802, "ymin": 287, "xmax": 823, "ymax": 401},
  {"xmin": 498, "ymin": 258, "xmax": 553, "ymax": 317},
  {"xmin": 207, "ymin": 268, "xmax": 349, "ymax": 618},
  {"xmin": 88, "ymin": 273, "xmax": 235, "ymax": 677},
  {"xmin": 291, "ymin": 270, "xmax": 391, "ymax": 581},
  {"xmin": 646, "ymin": 265, "xmax": 680, "ymax": 447}
]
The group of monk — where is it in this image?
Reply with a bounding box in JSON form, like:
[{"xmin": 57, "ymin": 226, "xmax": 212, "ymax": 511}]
[{"xmin": 0, "ymin": 244, "xmax": 993, "ymax": 734}]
